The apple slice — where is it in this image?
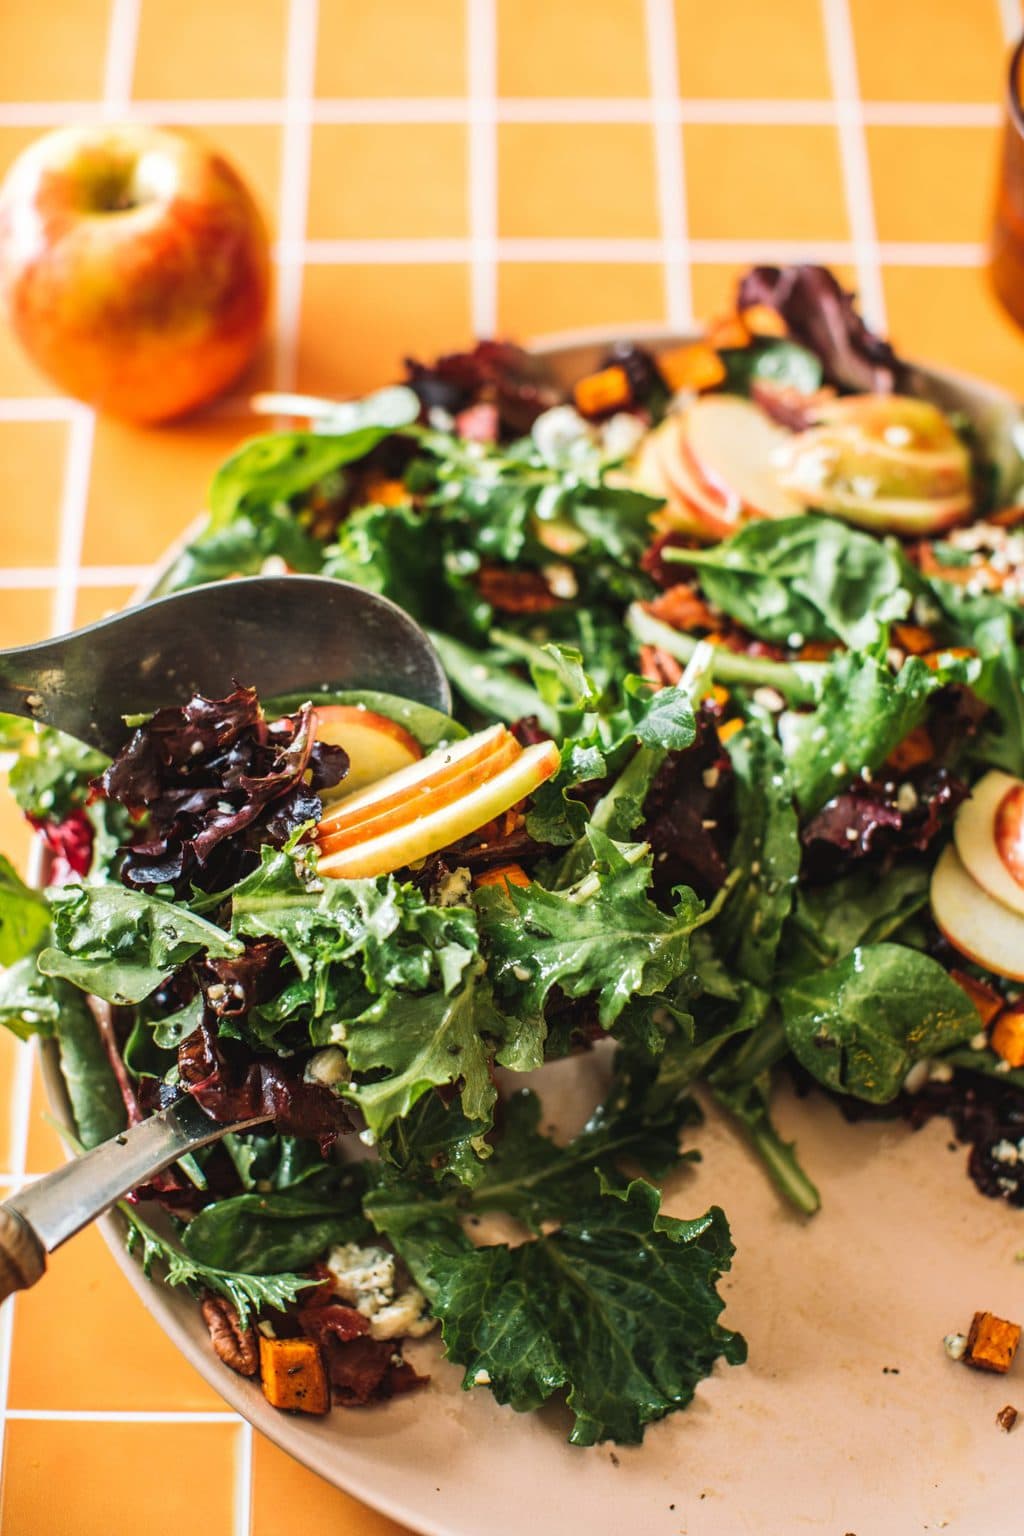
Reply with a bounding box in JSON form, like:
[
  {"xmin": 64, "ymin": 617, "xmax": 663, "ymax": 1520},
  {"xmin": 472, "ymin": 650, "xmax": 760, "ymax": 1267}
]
[
  {"xmin": 930, "ymin": 842, "xmax": 1024, "ymax": 982},
  {"xmin": 954, "ymin": 770, "xmax": 1024, "ymax": 918},
  {"xmin": 317, "ymin": 732, "xmax": 522, "ymax": 856},
  {"xmin": 318, "ymin": 724, "xmax": 510, "ymax": 834},
  {"xmin": 787, "ymin": 487, "xmax": 972, "ymax": 536},
  {"xmin": 318, "ymin": 739, "xmax": 561, "ymax": 880},
  {"xmin": 314, "ymin": 705, "xmax": 423, "ymax": 801},
  {"xmin": 658, "ymin": 417, "xmax": 745, "ymax": 540},
  {"xmin": 681, "ymin": 395, "xmax": 803, "ymax": 521},
  {"xmin": 810, "ymin": 394, "xmax": 965, "ymax": 456}
]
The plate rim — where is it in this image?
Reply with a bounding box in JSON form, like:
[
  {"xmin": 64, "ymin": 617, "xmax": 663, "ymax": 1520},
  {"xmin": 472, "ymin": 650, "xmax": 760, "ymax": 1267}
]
[{"xmin": 33, "ymin": 320, "xmax": 1024, "ymax": 1534}]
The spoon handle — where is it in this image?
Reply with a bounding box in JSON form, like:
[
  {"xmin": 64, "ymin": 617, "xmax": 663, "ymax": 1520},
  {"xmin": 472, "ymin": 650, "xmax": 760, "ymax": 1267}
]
[
  {"xmin": 0, "ymin": 1207, "xmax": 45, "ymax": 1301},
  {"xmin": 0, "ymin": 1096, "xmax": 270, "ymax": 1303}
]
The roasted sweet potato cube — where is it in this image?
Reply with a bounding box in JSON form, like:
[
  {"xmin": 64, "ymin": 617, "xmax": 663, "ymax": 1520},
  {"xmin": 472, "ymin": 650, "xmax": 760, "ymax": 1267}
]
[
  {"xmin": 259, "ymin": 1335, "xmax": 330, "ymax": 1413},
  {"xmin": 572, "ymin": 365, "xmax": 631, "ymax": 417},
  {"xmin": 739, "ymin": 304, "xmax": 787, "ymax": 338},
  {"xmin": 964, "ymin": 1312, "xmax": 1021, "ymax": 1374},
  {"xmin": 885, "ymin": 725, "xmax": 934, "ymax": 774},
  {"xmin": 992, "ymin": 1008, "xmax": 1024, "ymax": 1069},
  {"xmin": 474, "ymin": 862, "xmax": 531, "ymax": 891},
  {"xmin": 656, "ymin": 343, "xmax": 725, "ymax": 395},
  {"xmin": 950, "ymin": 970, "xmax": 1003, "ymax": 1029},
  {"xmin": 892, "ymin": 622, "xmax": 935, "ymax": 655}
]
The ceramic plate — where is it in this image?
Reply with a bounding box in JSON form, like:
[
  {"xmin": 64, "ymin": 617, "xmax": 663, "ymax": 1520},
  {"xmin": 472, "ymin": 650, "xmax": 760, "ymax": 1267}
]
[{"xmin": 39, "ymin": 331, "xmax": 1024, "ymax": 1536}]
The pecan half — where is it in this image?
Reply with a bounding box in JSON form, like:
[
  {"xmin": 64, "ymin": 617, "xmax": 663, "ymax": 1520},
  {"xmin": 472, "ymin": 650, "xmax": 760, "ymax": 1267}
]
[{"xmin": 201, "ymin": 1296, "xmax": 259, "ymax": 1377}]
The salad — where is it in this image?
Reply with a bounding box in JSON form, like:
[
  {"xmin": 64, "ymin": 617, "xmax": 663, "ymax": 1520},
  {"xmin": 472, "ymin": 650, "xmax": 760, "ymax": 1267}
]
[{"xmin": 3, "ymin": 262, "xmax": 1024, "ymax": 1445}]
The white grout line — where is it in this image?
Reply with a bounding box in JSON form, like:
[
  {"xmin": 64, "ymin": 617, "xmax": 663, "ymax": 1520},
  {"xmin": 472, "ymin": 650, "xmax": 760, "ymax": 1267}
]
[
  {"xmin": 859, "ymin": 101, "xmax": 1000, "ymax": 128},
  {"xmin": 821, "ymin": 0, "xmax": 887, "ymax": 328},
  {"xmin": 0, "ymin": 397, "xmax": 83, "ymax": 421},
  {"xmin": 467, "ymin": 0, "xmax": 498, "ymax": 337},
  {"xmin": 997, "ymin": 0, "xmax": 1021, "ymax": 46},
  {"xmin": 0, "ymin": 565, "xmax": 153, "ymax": 590},
  {"xmin": 234, "ymin": 1419, "xmax": 254, "ymax": 1536},
  {"xmin": 5, "ymin": 1409, "xmax": 244, "ymax": 1424},
  {"xmin": 0, "ymin": 96, "xmax": 1003, "ymax": 129},
  {"xmin": 0, "ymin": 1038, "xmax": 38, "ymax": 1481},
  {"xmin": 50, "ymin": 411, "xmax": 97, "ymax": 637},
  {"xmin": 274, "ymin": 0, "xmax": 319, "ymax": 391},
  {"xmin": 645, "ymin": 0, "xmax": 692, "ymax": 329},
  {"xmin": 293, "ymin": 235, "xmax": 988, "ymax": 267},
  {"xmin": 101, "ymin": 0, "xmax": 140, "ymax": 113}
]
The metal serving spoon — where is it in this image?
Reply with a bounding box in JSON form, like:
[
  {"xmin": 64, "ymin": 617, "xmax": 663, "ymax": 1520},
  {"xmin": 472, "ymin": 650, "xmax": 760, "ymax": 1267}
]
[
  {"xmin": 0, "ymin": 1097, "xmax": 274, "ymax": 1301},
  {"xmin": 0, "ymin": 572, "xmax": 451, "ymax": 1299},
  {"xmin": 0, "ymin": 573, "xmax": 451, "ymax": 754}
]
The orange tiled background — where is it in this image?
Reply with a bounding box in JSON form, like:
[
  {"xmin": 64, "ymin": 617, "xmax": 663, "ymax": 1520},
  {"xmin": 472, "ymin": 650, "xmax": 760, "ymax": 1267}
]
[{"xmin": 1, "ymin": 0, "xmax": 1024, "ymax": 1531}]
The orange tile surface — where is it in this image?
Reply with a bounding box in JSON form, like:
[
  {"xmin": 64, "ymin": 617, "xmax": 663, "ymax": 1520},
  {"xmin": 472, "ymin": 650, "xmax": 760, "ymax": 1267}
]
[
  {"xmin": 498, "ymin": 123, "xmax": 660, "ymax": 238},
  {"xmin": 497, "ymin": 0, "xmax": 650, "ymax": 98},
  {"xmin": 1, "ymin": 2, "xmax": 1024, "ymax": 1534}
]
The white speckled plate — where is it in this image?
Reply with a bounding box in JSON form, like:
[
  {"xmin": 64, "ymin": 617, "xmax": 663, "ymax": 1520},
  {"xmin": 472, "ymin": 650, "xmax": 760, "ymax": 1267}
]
[{"xmin": 40, "ymin": 330, "xmax": 1024, "ymax": 1536}]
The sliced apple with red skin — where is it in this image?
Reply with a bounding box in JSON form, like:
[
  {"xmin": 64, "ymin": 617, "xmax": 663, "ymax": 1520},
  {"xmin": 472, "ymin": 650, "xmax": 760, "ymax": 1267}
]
[
  {"xmin": 954, "ymin": 770, "xmax": 1024, "ymax": 918},
  {"xmin": 317, "ymin": 732, "xmax": 522, "ymax": 857},
  {"xmin": 314, "ymin": 705, "xmax": 423, "ymax": 802},
  {"xmin": 633, "ymin": 416, "xmax": 743, "ymax": 541},
  {"xmin": 318, "ymin": 723, "xmax": 509, "ymax": 834},
  {"xmin": 317, "ymin": 739, "xmax": 561, "ymax": 880},
  {"xmin": 930, "ymin": 842, "xmax": 1024, "ymax": 982},
  {"xmin": 681, "ymin": 395, "xmax": 803, "ymax": 521}
]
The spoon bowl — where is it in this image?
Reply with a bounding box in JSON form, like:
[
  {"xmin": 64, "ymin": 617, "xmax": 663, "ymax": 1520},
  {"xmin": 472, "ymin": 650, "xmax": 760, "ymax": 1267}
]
[{"xmin": 0, "ymin": 574, "xmax": 451, "ymax": 755}]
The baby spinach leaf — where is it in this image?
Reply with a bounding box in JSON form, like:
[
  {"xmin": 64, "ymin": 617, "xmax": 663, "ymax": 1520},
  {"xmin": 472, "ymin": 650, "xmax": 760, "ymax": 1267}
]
[
  {"xmin": 718, "ymin": 339, "xmax": 823, "ymax": 396},
  {"xmin": 676, "ymin": 516, "xmax": 909, "ymax": 648},
  {"xmin": 53, "ymin": 984, "xmax": 126, "ymax": 1148},
  {"xmin": 0, "ymin": 956, "xmax": 61, "ymax": 1041},
  {"xmin": 181, "ymin": 1169, "xmax": 370, "ymax": 1274},
  {"xmin": 7, "ymin": 727, "xmax": 108, "ymax": 821},
  {"xmin": 38, "ymin": 886, "xmax": 242, "ymax": 1006},
  {"xmin": 718, "ymin": 725, "xmax": 800, "ymax": 988},
  {"xmin": 208, "ymin": 428, "xmax": 393, "ymax": 531},
  {"xmin": 0, "ymin": 856, "xmax": 50, "ymax": 966},
  {"xmin": 778, "ymin": 943, "xmax": 981, "ymax": 1103},
  {"xmin": 784, "ymin": 652, "xmax": 940, "ymax": 816},
  {"xmin": 778, "ymin": 863, "xmax": 930, "ymax": 982}
]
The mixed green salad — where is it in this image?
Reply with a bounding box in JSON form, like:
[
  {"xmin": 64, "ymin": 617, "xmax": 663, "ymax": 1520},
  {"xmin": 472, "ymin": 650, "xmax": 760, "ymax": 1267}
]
[{"xmin": 4, "ymin": 262, "xmax": 1024, "ymax": 1445}]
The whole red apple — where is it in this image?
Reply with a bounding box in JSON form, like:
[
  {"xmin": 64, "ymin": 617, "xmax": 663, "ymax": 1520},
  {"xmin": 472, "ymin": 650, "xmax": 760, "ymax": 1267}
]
[{"xmin": 0, "ymin": 124, "xmax": 271, "ymax": 422}]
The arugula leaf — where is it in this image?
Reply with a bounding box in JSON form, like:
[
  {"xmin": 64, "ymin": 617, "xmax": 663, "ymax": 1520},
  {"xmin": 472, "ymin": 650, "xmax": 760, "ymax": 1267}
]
[
  {"xmin": 0, "ymin": 855, "xmax": 50, "ymax": 966},
  {"xmin": 38, "ymin": 885, "xmax": 242, "ymax": 1005},
  {"xmin": 427, "ymin": 629, "xmax": 564, "ymax": 735},
  {"xmin": 161, "ymin": 506, "xmax": 326, "ymax": 590},
  {"xmin": 422, "ymin": 1181, "xmax": 744, "ymax": 1445},
  {"xmin": 921, "ymin": 578, "xmax": 1024, "ymax": 776},
  {"xmin": 778, "ymin": 943, "xmax": 981, "ymax": 1103},
  {"xmin": 340, "ymin": 960, "xmax": 504, "ymax": 1138},
  {"xmin": 121, "ymin": 1205, "xmax": 316, "ymax": 1328},
  {"xmin": 718, "ymin": 724, "xmax": 800, "ymax": 988},
  {"xmin": 712, "ymin": 1076, "xmax": 821, "ymax": 1216},
  {"xmin": 181, "ymin": 1168, "xmax": 370, "ymax": 1273},
  {"xmin": 477, "ymin": 830, "xmax": 703, "ymax": 1034},
  {"xmin": 323, "ymin": 501, "xmax": 445, "ymax": 625},
  {"xmin": 674, "ymin": 516, "xmax": 908, "ymax": 648},
  {"xmin": 230, "ymin": 847, "xmax": 477, "ymax": 1003},
  {"xmin": 7, "ymin": 726, "xmax": 108, "ymax": 821},
  {"xmin": 784, "ymin": 652, "xmax": 940, "ymax": 816}
]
